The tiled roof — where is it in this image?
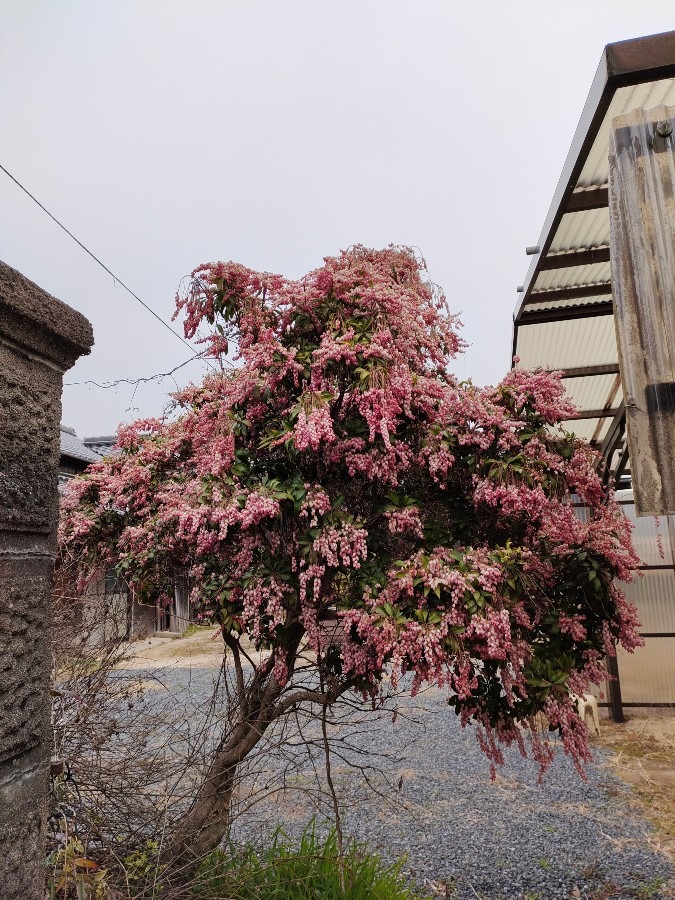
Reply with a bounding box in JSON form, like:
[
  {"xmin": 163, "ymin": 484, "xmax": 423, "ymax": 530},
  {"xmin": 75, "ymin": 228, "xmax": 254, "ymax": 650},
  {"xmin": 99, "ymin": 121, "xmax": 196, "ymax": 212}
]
[
  {"xmin": 60, "ymin": 426, "xmax": 102, "ymax": 464},
  {"xmin": 83, "ymin": 435, "xmax": 118, "ymax": 457}
]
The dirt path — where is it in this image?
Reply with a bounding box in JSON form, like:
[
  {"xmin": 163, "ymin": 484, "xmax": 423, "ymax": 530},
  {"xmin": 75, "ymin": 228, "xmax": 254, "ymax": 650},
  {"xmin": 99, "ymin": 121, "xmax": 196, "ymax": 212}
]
[
  {"xmin": 596, "ymin": 717, "xmax": 675, "ymax": 862},
  {"xmin": 121, "ymin": 626, "xmax": 226, "ymax": 668}
]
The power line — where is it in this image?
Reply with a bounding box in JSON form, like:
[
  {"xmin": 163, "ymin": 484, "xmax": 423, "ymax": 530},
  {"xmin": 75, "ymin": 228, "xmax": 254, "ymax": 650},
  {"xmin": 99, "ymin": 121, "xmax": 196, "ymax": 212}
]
[
  {"xmin": 0, "ymin": 162, "xmax": 212, "ymax": 363},
  {"xmin": 64, "ymin": 351, "xmax": 208, "ymax": 389}
]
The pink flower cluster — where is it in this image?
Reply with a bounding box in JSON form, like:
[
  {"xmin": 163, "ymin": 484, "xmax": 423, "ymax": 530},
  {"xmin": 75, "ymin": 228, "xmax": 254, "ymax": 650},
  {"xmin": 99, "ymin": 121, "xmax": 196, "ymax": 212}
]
[
  {"xmin": 59, "ymin": 244, "xmax": 645, "ymax": 782},
  {"xmin": 559, "ymin": 614, "xmax": 588, "ymax": 642},
  {"xmin": 466, "ymin": 607, "xmax": 513, "ymax": 660},
  {"xmin": 294, "ymin": 405, "xmax": 336, "ymax": 451},
  {"xmin": 385, "ymin": 507, "xmax": 424, "ymax": 539},
  {"xmin": 497, "ymin": 366, "xmax": 577, "ymax": 423},
  {"xmin": 242, "ymin": 577, "xmax": 288, "ymax": 641},
  {"xmin": 299, "ymin": 487, "xmax": 331, "ymax": 526},
  {"xmin": 240, "ymin": 492, "xmax": 281, "ymax": 528},
  {"xmin": 313, "ymin": 523, "xmax": 368, "ymax": 569}
]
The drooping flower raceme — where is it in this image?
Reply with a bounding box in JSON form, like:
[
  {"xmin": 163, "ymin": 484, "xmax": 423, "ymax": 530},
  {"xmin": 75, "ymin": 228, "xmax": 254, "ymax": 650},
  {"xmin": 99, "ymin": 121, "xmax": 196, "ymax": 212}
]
[{"xmin": 60, "ymin": 245, "xmax": 641, "ymax": 779}]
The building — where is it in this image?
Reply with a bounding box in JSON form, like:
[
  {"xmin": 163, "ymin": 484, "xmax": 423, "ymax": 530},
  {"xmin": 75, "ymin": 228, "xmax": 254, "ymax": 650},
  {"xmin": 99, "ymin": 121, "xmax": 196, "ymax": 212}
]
[
  {"xmin": 512, "ymin": 31, "xmax": 675, "ymax": 717},
  {"xmin": 57, "ymin": 426, "xmax": 156, "ymax": 640},
  {"xmin": 82, "ymin": 435, "xmax": 117, "ymax": 457},
  {"xmin": 58, "ymin": 425, "xmax": 101, "ymax": 488},
  {"xmin": 72, "ymin": 430, "xmax": 192, "ymax": 636}
]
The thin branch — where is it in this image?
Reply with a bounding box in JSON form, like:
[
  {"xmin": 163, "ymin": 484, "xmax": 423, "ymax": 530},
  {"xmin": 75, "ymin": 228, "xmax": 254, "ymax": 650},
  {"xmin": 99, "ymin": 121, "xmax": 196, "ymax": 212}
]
[
  {"xmin": 270, "ymin": 679, "xmax": 356, "ymax": 724},
  {"xmin": 319, "ymin": 659, "xmax": 344, "ymax": 887},
  {"xmin": 221, "ymin": 631, "xmax": 245, "ymax": 700}
]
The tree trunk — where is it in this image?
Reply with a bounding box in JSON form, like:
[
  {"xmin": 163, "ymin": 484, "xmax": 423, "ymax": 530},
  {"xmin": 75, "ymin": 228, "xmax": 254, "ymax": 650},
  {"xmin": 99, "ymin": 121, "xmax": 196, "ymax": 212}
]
[
  {"xmin": 161, "ymin": 670, "xmax": 284, "ymax": 873},
  {"xmin": 164, "ymin": 753, "xmax": 238, "ymax": 868},
  {"xmin": 162, "ymin": 633, "xmax": 309, "ymax": 875}
]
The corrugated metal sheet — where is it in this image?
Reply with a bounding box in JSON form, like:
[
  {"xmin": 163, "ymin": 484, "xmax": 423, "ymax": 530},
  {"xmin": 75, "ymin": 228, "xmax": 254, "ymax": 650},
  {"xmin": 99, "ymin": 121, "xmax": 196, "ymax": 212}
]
[
  {"xmin": 621, "ymin": 570, "xmax": 675, "ymax": 624},
  {"xmin": 612, "ymin": 498, "xmax": 675, "ymax": 709},
  {"xmin": 577, "ymin": 78, "xmax": 675, "ymax": 188},
  {"xmin": 560, "ymin": 416, "xmax": 612, "ymax": 442},
  {"xmin": 561, "ymin": 373, "xmax": 620, "ymax": 412},
  {"xmin": 619, "ymin": 503, "xmax": 675, "ymax": 566},
  {"xmin": 521, "ymin": 295, "xmax": 613, "ymax": 313},
  {"xmin": 513, "ymin": 41, "xmax": 675, "ymax": 607},
  {"xmin": 573, "ymin": 491, "xmax": 674, "ymax": 710},
  {"xmin": 549, "ymin": 208, "xmax": 610, "ymax": 253},
  {"xmin": 611, "ymin": 495, "xmax": 674, "ymax": 708},
  {"xmin": 516, "ymin": 315, "xmax": 617, "ymax": 369},
  {"xmin": 616, "ymin": 638, "xmax": 675, "ymax": 705},
  {"xmin": 617, "ymin": 639, "xmax": 675, "ymax": 705},
  {"xmin": 508, "ymin": 38, "xmax": 675, "ymax": 711},
  {"xmin": 534, "ymin": 262, "xmax": 612, "ymax": 292},
  {"xmin": 594, "ymin": 418, "xmax": 613, "ymax": 443}
]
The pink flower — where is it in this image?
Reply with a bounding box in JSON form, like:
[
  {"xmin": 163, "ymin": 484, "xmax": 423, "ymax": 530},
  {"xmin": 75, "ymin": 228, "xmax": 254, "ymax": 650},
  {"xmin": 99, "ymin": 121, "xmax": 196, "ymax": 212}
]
[{"xmin": 58, "ymin": 244, "xmax": 642, "ymax": 783}]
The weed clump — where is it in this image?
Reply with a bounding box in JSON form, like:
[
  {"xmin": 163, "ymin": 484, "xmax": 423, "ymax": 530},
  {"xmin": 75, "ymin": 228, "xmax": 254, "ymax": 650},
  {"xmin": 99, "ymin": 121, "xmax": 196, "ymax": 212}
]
[{"xmin": 191, "ymin": 824, "xmax": 430, "ymax": 899}]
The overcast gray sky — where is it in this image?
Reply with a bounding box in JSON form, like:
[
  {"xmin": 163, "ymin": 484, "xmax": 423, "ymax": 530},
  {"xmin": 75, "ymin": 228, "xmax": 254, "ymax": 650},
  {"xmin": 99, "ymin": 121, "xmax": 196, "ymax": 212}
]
[{"xmin": 2, "ymin": 1, "xmax": 674, "ymax": 439}]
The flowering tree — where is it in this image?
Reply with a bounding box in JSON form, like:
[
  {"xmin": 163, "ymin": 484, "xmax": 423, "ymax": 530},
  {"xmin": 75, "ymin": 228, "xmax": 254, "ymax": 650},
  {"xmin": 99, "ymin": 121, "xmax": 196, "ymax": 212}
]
[{"xmin": 60, "ymin": 246, "xmax": 641, "ymax": 863}]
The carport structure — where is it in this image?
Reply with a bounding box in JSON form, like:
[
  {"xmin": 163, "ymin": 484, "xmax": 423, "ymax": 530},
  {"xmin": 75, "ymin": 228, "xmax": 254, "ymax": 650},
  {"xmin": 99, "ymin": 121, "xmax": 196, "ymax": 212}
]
[{"xmin": 512, "ymin": 30, "xmax": 675, "ymax": 718}]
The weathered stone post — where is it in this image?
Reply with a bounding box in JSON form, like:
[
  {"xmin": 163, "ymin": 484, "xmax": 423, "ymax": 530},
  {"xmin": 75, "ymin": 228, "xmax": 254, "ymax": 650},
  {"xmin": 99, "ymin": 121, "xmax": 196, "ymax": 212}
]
[{"xmin": 0, "ymin": 261, "xmax": 93, "ymax": 898}]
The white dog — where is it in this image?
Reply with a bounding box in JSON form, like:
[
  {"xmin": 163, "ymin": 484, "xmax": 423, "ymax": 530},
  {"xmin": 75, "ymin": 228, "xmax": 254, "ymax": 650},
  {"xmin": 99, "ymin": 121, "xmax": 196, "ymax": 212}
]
[{"xmin": 573, "ymin": 693, "xmax": 601, "ymax": 735}]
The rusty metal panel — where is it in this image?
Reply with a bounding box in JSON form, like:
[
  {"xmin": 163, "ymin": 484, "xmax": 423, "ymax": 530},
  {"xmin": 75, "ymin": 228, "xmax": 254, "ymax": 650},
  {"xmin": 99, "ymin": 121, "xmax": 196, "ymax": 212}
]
[{"xmin": 609, "ymin": 104, "xmax": 675, "ymax": 516}]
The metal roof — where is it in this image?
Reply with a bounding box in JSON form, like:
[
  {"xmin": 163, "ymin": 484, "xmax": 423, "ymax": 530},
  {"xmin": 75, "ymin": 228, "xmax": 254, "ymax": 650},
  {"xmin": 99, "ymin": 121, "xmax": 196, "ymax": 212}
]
[{"xmin": 512, "ymin": 30, "xmax": 675, "ymax": 482}]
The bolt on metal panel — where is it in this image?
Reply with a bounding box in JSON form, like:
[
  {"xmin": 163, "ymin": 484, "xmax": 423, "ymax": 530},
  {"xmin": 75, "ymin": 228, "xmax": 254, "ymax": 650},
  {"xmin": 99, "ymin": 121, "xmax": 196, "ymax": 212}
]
[{"xmin": 609, "ymin": 104, "xmax": 675, "ymax": 516}]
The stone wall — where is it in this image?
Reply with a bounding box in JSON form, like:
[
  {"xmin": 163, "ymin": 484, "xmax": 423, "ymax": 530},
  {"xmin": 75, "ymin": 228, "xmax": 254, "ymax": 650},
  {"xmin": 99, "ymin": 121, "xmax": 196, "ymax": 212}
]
[{"xmin": 0, "ymin": 261, "xmax": 93, "ymax": 898}]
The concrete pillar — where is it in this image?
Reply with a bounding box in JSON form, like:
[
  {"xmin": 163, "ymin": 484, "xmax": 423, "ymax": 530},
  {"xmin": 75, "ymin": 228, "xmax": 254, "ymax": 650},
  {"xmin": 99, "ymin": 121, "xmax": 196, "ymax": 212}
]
[{"xmin": 0, "ymin": 261, "xmax": 93, "ymax": 898}]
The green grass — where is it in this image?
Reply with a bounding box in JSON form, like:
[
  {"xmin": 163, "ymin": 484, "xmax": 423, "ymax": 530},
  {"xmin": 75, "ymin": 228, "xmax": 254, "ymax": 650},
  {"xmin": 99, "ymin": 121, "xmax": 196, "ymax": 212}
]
[
  {"xmin": 190, "ymin": 823, "xmax": 431, "ymax": 899},
  {"xmin": 631, "ymin": 878, "xmax": 667, "ymax": 899},
  {"xmin": 181, "ymin": 623, "xmax": 205, "ymax": 639}
]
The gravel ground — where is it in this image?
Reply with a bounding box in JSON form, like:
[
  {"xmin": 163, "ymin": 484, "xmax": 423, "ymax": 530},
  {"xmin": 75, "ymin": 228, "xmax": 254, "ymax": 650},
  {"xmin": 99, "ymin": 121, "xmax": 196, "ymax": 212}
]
[
  {"xmin": 126, "ymin": 638, "xmax": 675, "ymax": 899},
  {"xmin": 228, "ymin": 688, "xmax": 674, "ymax": 900}
]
